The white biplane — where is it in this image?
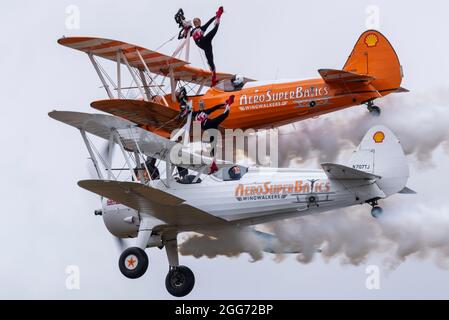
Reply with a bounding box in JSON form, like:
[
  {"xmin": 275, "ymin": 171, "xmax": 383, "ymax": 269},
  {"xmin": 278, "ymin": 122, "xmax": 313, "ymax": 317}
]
[{"xmin": 49, "ymin": 109, "xmax": 414, "ymax": 297}]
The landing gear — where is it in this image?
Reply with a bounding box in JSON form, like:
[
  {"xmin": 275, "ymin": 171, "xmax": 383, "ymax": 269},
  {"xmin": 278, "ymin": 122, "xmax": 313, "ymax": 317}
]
[
  {"xmin": 165, "ymin": 266, "xmax": 195, "ymax": 297},
  {"xmin": 367, "ymin": 199, "xmax": 383, "ymax": 219},
  {"xmin": 371, "ymin": 206, "xmax": 383, "ymax": 218},
  {"xmin": 366, "ymin": 101, "xmax": 381, "ymax": 116},
  {"xmin": 118, "ymin": 217, "xmax": 152, "ymax": 279},
  {"xmin": 118, "ymin": 228, "xmax": 196, "ymax": 297},
  {"xmin": 119, "ymin": 247, "xmax": 149, "ymax": 279},
  {"xmin": 164, "ymin": 235, "xmax": 196, "ymax": 297}
]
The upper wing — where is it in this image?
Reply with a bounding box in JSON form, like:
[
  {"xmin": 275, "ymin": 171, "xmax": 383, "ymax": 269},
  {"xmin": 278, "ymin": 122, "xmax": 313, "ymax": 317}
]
[
  {"xmin": 49, "ymin": 110, "xmax": 236, "ymax": 172},
  {"xmin": 318, "ymin": 69, "xmax": 375, "ymax": 84},
  {"xmin": 58, "ymin": 36, "xmax": 233, "ymax": 86},
  {"xmin": 78, "ymin": 180, "xmax": 228, "ymax": 227}
]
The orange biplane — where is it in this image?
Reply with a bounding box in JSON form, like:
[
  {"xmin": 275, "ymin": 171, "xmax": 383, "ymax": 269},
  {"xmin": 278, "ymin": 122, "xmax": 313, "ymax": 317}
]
[{"xmin": 58, "ymin": 29, "xmax": 407, "ymax": 138}]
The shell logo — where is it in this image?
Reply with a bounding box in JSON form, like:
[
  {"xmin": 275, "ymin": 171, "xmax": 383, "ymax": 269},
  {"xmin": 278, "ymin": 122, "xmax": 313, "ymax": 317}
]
[
  {"xmin": 364, "ymin": 33, "xmax": 379, "ymax": 47},
  {"xmin": 373, "ymin": 131, "xmax": 385, "ymax": 143}
]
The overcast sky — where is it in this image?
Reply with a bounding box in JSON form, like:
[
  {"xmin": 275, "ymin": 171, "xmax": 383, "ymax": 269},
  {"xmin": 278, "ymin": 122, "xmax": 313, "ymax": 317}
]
[{"xmin": 1, "ymin": 0, "xmax": 449, "ymax": 299}]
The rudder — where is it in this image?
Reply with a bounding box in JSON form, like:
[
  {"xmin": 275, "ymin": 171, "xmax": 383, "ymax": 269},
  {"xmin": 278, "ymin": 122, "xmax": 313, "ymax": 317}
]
[
  {"xmin": 349, "ymin": 125, "xmax": 409, "ymax": 197},
  {"xmin": 343, "ymin": 30, "xmax": 403, "ymax": 96}
]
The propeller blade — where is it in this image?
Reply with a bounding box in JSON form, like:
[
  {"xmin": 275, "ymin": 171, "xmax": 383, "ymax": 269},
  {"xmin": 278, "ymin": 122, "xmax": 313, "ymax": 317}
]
[{"xmin": 85, "ymin": 139, "xmax": 116, "ymax": 179}]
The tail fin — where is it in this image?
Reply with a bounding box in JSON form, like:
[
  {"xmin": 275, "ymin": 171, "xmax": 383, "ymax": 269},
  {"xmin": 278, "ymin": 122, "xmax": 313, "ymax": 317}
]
[
  {"xmin": 343, "ymin": 30, "xmax": 403, "ymax": 96},
  {"xmin": 349, "ymin": 126, "xmax": 409, "ymax": 197}
]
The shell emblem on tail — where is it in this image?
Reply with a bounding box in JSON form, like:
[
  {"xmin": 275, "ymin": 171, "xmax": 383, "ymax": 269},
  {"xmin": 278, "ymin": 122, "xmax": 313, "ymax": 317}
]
[
  {"xmin": 364, "ymin": 33, "xmax": 379, "ymax": 47},
  {"xmin": 373, "ymin": 131, "xmax": 385, "ymax": 143}
]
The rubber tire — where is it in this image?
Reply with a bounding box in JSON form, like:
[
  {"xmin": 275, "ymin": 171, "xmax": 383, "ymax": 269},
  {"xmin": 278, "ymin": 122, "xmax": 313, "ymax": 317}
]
[
  {"xmin": 371, "ymin": 206, "xmax": 383, "ymax": 219},
  {"xmin": 165, "ymin": 266, "xmax": 195, "ymax": 297},
  {"xmin": 118, "ymin": 247, "xmax": 149, "ymax": 279},
  {"xmin": 369, "ymin": 105, "xmax": 381, "ymax": 116}
]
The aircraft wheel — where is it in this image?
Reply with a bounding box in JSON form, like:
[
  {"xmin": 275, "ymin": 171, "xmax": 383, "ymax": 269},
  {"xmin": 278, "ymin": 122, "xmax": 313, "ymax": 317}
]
[
  {"xmin": 165, "ymin": 266, "xmax": 195, "ymax": 297},
  {"xmin": 371, "ymin": 206, "xmax": 383, "ymax": 218},
  {"xmin": 118, "ymin": 247, "xmax": 149, "ymax": 279},
  {"xmin": 368, "ymin": 105, "xmax": 381, "ymax": 116}
]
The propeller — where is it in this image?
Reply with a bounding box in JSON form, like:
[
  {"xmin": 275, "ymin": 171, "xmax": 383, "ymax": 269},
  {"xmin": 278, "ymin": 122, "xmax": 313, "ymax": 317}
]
[
  {"xmin": 86, "ymin": 139, "xmax": 116, "ymax": 179},
  {"xmin": 85, "ymin": 138, "xmax": 125, "ymax": 253}
]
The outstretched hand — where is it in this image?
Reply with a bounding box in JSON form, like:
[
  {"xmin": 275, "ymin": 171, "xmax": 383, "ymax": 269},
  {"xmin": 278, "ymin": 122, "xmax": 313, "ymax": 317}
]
[
  {"xmin": 216, "ymin": 6, "xmax": 224, "ymax": 19},
  {"xmin": 225, "ymin": 95, "xmax": 235, "ymax": 106}
]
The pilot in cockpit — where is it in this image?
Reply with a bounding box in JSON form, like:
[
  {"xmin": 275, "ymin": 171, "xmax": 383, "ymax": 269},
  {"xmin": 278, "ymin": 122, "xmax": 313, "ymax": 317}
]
[
  {"xmin": 228, "ymin": 166, "xmax": 242, "ymax": 180},
  {"xmin": 230, "ymin": 74, "xmax": 244, "ymax": 91},
  {"xmin": 215, "ymin": 74, "xmax": 244, "ymax": 92}
]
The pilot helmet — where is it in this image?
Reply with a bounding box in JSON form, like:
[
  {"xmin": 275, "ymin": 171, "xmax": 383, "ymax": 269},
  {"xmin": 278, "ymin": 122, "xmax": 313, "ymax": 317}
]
[
  {"xmin": 228, "ymin": 166, "xmax": 241, "ymax": 180},
  {"xmin": 231, "ymin": 74, "xmax": 244, "ymax": 88},
  {"xmin": 176, "ymin": 86, "xmax": 187, "ymax": 102}
]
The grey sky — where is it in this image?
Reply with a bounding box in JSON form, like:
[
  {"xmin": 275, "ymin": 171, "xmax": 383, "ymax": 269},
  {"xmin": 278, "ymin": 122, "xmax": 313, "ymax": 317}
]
[{"xmin": 1, "ymin": 0, "xmax": 449, "ymax": 299}]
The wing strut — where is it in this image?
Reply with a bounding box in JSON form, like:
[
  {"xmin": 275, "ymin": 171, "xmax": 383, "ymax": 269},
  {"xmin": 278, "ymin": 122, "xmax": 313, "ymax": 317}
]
[
  {"xmin": 135, "ymin": 48, "xmax": 168, "ymax": 104},
  {"xmin": 172, "ymin": 27, "xmax": 192, "ymax": 62},
  {"xmin": 113, "ymin": 129, "xmax": 138, "ymax": 181},
  {"xmin": 116, "ymin": 50, "xmax": 122, "ymax": 99},
  {"xmin": 88, "ymin": 53, "xmax": 114, "ymax": 99},
  {"xmin": 80, "ymin": 129, "xmax": 104, "ymax": 179},
  {"xmin": 169, "ymin": 66, "xmax": 177, "ymax": 103},
  {"xmin": 120, "ymin": 50, "xmax": 148, "ymax": 102}
]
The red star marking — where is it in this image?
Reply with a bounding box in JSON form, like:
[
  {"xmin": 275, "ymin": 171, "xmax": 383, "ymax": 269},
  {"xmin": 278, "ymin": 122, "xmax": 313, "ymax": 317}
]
[{"xmin": 127, "ymin": 257, "xmax": 137, "ymax": 268}]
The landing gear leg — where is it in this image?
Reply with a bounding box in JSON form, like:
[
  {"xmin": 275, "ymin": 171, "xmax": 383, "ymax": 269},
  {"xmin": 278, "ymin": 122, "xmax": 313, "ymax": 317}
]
[
  {"xmin": 118, "ymin": 216, "xmax": 152, "ymax": 279},
  {"xmin": 164, "ymin": 236, "xmax": 195, "ymax": 297},
  {"xmin": 366, "ymin": 101, "xmax": 381, "ymax": 116}
]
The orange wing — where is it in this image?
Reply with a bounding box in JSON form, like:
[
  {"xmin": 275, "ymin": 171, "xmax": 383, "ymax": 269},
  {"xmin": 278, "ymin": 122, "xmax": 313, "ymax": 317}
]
[
  {"xmin": 58, "ymin": 37, "xmax": 233, "ymax": 87},
  {"xmin": 91, "ymin": 99, "xmax": 184, "ymax": 138},
  {"xmin": 91, "ymin": 99, "xmax": 228, "ymax": 138}
]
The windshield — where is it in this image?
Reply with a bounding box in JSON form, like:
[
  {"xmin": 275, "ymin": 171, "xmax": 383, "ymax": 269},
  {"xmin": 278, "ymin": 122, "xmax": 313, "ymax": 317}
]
[{"xmin": 214, "ymin": 79, "xmax": 244, "ymax": 92}]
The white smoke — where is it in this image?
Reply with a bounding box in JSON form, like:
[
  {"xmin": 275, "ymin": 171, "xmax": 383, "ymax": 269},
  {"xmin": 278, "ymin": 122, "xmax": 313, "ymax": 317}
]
[
  {"xmin": 179, "ymin": 228, "xmax": 265, "ymax": 262},
  {"xmin": 180, "ymin": 89, "xmax": 449, "ymax": 268},
  {"xmin": 180, "ymin": 201, "xmax": 449, "ymax": 269},
  {"xmin": 278, "ymin": 89, "xmax": 449, "ymax": 167},
  {"xmin": 268, "ymin": 199, "xmax": 449, "ymax": 269}
]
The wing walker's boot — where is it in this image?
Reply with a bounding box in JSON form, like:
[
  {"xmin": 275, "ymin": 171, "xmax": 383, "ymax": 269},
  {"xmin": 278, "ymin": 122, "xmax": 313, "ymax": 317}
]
[
  {"xmin": 211, "ymin": 71, "xmax": 218, "ymax": 87},
  {"xmin": 215, "ymin": 6, "xmax": 224, "ymax": 24}
]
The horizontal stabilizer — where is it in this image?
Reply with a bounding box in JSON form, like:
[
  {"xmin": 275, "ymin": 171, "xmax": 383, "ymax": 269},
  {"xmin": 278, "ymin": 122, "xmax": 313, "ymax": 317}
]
[
  {"xmin": 398, "ymin": 186, "xmax": 417, "ymax": 194},
  {"xmin": 318, "ymin": 69, "xmax": 375, "ymax": 84},
  {"xmin": 393, "ymin": 87, "xmax": 410, "ymax": 93},
  {"xmin": 321, "ymin": 163, "xmax": 381, "ymax": 180}
]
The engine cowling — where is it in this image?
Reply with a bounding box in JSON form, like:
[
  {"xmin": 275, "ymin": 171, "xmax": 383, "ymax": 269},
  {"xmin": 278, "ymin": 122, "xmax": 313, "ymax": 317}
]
[{"xmin": 101, "ymin": 199, "xmax": 140, "ymax": 238}]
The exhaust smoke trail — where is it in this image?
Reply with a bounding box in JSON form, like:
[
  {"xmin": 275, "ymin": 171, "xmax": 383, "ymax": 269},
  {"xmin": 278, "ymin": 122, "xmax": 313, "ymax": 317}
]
[
  {"xmin": 179, "ymin": 229, "xmax": 265, "ymax": 262},
  {"xmin": 278, "ymin": 90, "xmax": 449, "ymax": 167},
  {"xmin": 180, "ymin": 90, "xmax": 449, "ymax": 268},
  {"xmin": 180, "ymin": 201, "xmax": 449, "ymax": 269},
  {"xmin": 269, "ymin": 199, "xmax": 449, "ymax": 269}
]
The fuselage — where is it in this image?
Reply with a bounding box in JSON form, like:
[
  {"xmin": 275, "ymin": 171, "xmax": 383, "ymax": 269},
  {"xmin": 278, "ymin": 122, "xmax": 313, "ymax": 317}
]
[
  {"xmin": 103, "ymin": 167, "xmax": 381, "ymax": 238},
  {"xmin": 157, "ymin": 167, "xmax": 377, "ymax": 224},
  {"xmin": 165, "ymin": 78, "xmax": 381, "ymax": 130}
]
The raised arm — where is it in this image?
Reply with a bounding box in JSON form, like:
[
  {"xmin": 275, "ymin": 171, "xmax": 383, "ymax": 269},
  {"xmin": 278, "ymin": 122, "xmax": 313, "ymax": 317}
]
[{"xmin": 203, "ymin": 103, "xmax": 225, "ymax": 115}]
